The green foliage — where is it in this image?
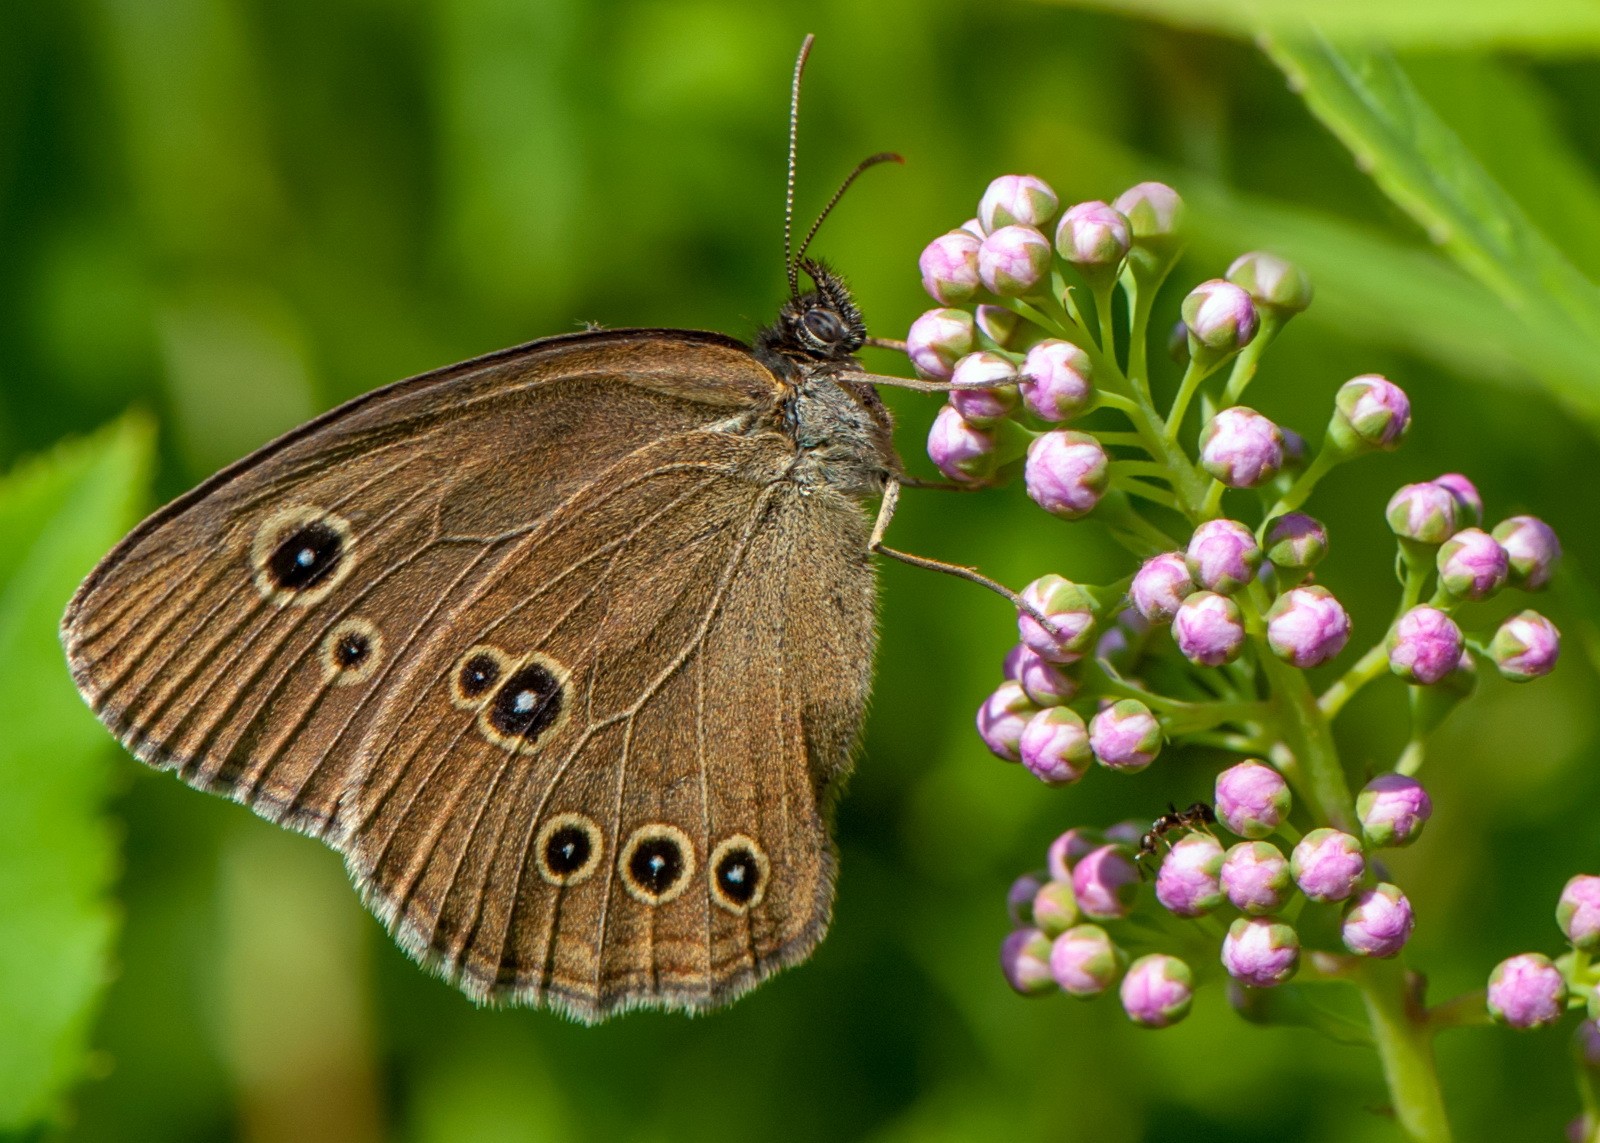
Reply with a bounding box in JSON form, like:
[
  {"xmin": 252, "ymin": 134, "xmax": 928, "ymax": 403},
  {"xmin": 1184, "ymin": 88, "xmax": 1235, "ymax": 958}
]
[{"xmin": 0, "ymin": 418, "xmax": 153, "ymax": 1133}]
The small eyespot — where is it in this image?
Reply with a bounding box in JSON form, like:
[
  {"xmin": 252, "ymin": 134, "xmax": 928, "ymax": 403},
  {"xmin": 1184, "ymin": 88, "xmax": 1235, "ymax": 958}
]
[
  {"xmin": 320, "ymin": 618, "xmax": 382, "ymax": 685},
  {"xmin": 536, "ymin": 813, "xmax": 603, "ymax": 887},
  {"xmin": 709, "ymin": 834, "xmax": 769, "ymax": 913},
  {"xmin": 250, "ymin": 506, "xmax": 355, "ymax": 606},
  {"xmin": 450, "ymin": 645, "xmax": 509, "ymax": 710},
  {"xmin": 620, "ymin": 824, "xmax": 694, "ymax": 906}
]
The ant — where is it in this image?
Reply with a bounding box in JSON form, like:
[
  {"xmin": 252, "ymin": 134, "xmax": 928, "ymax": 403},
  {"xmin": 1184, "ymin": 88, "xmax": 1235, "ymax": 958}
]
[{"xmin": 1134, "ymin": 801, "xmax": 1217, "ymax": 878}]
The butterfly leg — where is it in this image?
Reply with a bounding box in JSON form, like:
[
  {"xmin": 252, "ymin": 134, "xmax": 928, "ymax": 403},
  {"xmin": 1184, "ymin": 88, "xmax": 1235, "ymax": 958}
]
[{"xmin": 868, "ymin": 478, "xmax": 1050, "ymax": 626}]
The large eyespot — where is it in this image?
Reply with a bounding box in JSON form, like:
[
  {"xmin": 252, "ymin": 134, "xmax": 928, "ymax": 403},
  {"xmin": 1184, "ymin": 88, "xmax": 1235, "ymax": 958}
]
[
  {"xmin": 320, "ymin": 618, "xmax": 382, "ymax": 686},
  {"xmin": 478, "ymin": 653, "xmax": 570, "ymax": 753},
  {"xmin": 450, "ymin": 645, "xmax": 509, "ymax": 710},
  {"xmin": 619, "ymin": 824, "xmax": 694, "ymax": 905},
  {"xmin": 250, "ymin": 506, "xmax": 355, "ymax": 606},
  {"xmin": 708, "ymin": 834, "xmax": 769, "ymax": 914},
  {"xmin": 802, "ymin": 307, "xmax": 847, "ymax": 346},
  {"xmin": 536, "ymin": 813, "xmax": 603, "ymax": 887}
]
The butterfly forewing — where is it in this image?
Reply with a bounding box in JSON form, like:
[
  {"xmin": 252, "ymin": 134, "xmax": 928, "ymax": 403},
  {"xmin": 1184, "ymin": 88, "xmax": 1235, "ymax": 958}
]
[{"xmin": 62, "ymin": 329, "xmax": 880, "ymax": 1020}]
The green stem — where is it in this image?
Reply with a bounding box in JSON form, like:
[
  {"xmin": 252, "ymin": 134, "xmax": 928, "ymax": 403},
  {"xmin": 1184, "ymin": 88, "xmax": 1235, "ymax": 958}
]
[
  {"xmin": 1266, "ymin": 444, "xmax": 1342, "ymax": 517},
  {"xmin": 1112, "ymin": 478, "xmax": 1181, "ymax": 511},
  {"xmin": 1124, "ymin": 275, "xmax": 1155, "ymax": 403},
  {"xmin": 1320, "ymin": 642, "xmax": 1391, "ymax": 720},
  {"xmin": 1355, "ymin": 961, "xmax": 1453, "ymax": 1143},
  {"xmin": 1093, "ymin": 281, "xmax": 1118, "ymax": 359},
  {"xmin": 1221, "ymin": 313, "xmax": 1282, "ymax": 406}
]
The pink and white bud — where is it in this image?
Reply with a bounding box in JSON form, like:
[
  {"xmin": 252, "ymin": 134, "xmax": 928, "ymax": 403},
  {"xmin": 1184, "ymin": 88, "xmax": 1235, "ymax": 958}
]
[
  {"xmin": 906, "ymin": 307, "xmax": 975, "ymax": 381},
  {"xmin": 1388, "ymin": 606, "xmax": 1464, "ymax": 686},
  {"xmin": 1000, "ymin": 928, "xmax": 1057, "ymax": 996},
  {"xmin": 975, "ymin": 680, "xmax": 1037, "ymax": 761},
  {"xmin": 1490, "ymin": 610, "xmax": 1561, "ymax": 681},
  {"xmin": 1017, "ymin": 574, "xmax": 1097, "ymax": 663},
  {"xmin": 1055, "ymin": 200, "xmax": 1132, "ymax": 273},
  {"xmin": 1493, "ymin": 515, "xmax": 1562, "ymax": 591},
  {"xmin": 1120, "ymin": 954, "xmax": 1195, "ymax": 1028},
  {"xmin": 948, "ymin": 351, "xmax": 1020, "ymax": 426},
  {"xmin": 978, "ymin": 174, "xmax": 1059, "ymax": 232},
  {"xmin": 1216, "ymin": 761, "xmax": 1291, "ymax": 839},
  {"xmin": 1072, "ymin": 844, "xmax": 1141, "ymax": 921},
  {"xmin": 926, "ymin": 405, "xmax": 998, "ymax": 485},
  {"xmin": 1049, "ymin": 923, "xmax": 1126, "ymax": 997},
  {"xmin": 1436, "ymin": 528, "xmax": 1509, "ymax": 601},
  {"xmin": 1173, "ymin": 591, "xmax": 1246, "ymax": 667},
  {"xmin": 1487, "ymin": 953, "xmax": 1567, "ymax": 1029},
  {"xmin": 1342, "ymin": 882, "xmax": 1416, "ymax": 958},
  {"xmin": 974, "ymin": 304, "xmax": 1019, "ymax": 347},
  {"xmin": 1185, "ymin": 518, "xmax": 1262, "ymax": 595},
  {"xmin": 1007, "ymin": 872, "xmax": 1045, "ymax": 926},
  {"xmin": 1181, "ymin": 279, "xmax": 1259, "ymax": 355},
  {"xmin": 1199, "ymin": 406, "xmax": 1284, "ymax": 488},
  {"xmin": 1290, "ymin": 828, "xmax": 1366, "ymax": 903},
  {"xmin": 1155, "ymin": 833, "xmax": 1227, "ymax": 918},
  {"xmin": 1019, "ymin": 340, "xmax": 1094, "ymax": 422},
  {"xmin": 1024, "ymin": 431, "xmax": 1110, "ymax": 519},
  {"xmin": 1263, "ymin": 512, "xmax": 1329, "ymax": 570},
  {"xmin": 1434, "ymin": 472, "xmax": 1484, "ymax": 527},
  {"xmin": 1332, "ymin": 374, "xmax": 1411, "ymax": 452},
  {"xmin": 1222, "ymin": 841, "xmax": 1294, "ymax": 915},
  {"xmin": 978, "ymin": 225, "xmax": 1052, "ymax": 297},
  {"xmin": 1226, "ymin": 251, "xmax": 1313, "ymax": 315},
  {"xmin": 1357, "ymin": 774, "xmax": 1433, "ymax": 848},
  {"xmin": 1047, "ymin": 828, "xmax": 1101, "ymax": 881},
  {"xmin": 1010, "ymin": 645, "xmax": 1079, "ymax": 707},
  {"xmin": 1266, "ymin": 585, "xmax": 1351, "ymax": 668},
  {"xmin": 1222, "ymin": 915, "xmax": 1300, "ymax": 988},
  {"xmin": 1112, "ymin": 182, "xmax": 1186, "ymax": 275},
  {"xmin": 1386, "ymin": 481, "xmax": 1458, "ymax": 545},
  {"xmin": 919, "ymin": 230, "xmax": 982, "ymax": 304},
  {"xmin": 1019, "ymin": 707, "xmax": 1093, "ymax": 786},
  {"xmin": 1559, "ymin": 875, "xmax": 1600, "ymax": 951},
  {"xmin": 1031, "ymin": 879, "xmax": 1080, "ymax": 937},
  {"xmin": 1127, "ymin": 555, "xmax": 1193, "ymax": 627},
  {"xmin": 1089, "ymin": 699, "xmax": 1162, "ymax": 772}
]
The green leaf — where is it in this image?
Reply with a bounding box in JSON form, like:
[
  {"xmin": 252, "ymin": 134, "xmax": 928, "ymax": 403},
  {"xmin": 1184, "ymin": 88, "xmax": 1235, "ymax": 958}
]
[
  {"xmin": 1030, "ymin": 0, "xmax": 1600, "ymax": 51},
  {"xmin": 0, "ymin": 417, "xmax": 155, "ymax": 1133},
  {"xmin": 1262, "ymin": 35, "xmax": 1600, "ymax": 427}
]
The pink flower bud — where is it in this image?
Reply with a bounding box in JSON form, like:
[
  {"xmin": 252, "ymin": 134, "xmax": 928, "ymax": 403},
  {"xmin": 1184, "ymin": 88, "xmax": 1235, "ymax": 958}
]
[
  {"xmin": 1386, "ymin": 481, "xmax": 1458, "ymax": 545},
  {"xmin": 905, "ymin": 307, "xmax": 975, "ymax": 381},
  {"xmin": 1493, "ymin": 515, "xmax": 1562, "ymax": 591},
  {"xmin": 1019, "ymin": 707, "xmax": 1093, "ymax": 786},
  {"xmin": 1436, "ymin": 527, "xmax": 1509, "ymax": 600},
  {"xmin": 1266, "ymin": 585, "xmax": 1351, "ymax": 668},
  {"xmin": 1009, "ymin": 645, "xmax": 1079, "ymax": 707},
  {"xmin": 1155, "ymin": 833, "xmax": 1226, "ymax": 918},
  {"xmin": 1182, "ymin": 279, "xmax": 1259, "ymax": 354},
  {"xmin": 1332, "ymin": 374, "xmax": 1411, "ymax": 451},
  {"xmin": 1215, "ymin": 761, "xmax": 1291, "ymax": 839},
  {"xmin": 1173, "ymin": 591, "xmax": 1245, "ymax": 667},
  {"xmin": 1024, "ymin": 431, "xmax": 1109, "ymax": 519},
  {"xmin": 1006, "ymin": 872, "xmax": 1045, "ymax": 926},
  {"xmin": 1031, "ymin": 879, "xmax": 1080, "ymax": 937},
  {"xmin": 1000, "ymin": 928, "xmax": 1057, "ymax": 996},
  {"xmin": 1290, "ymin": 828, "xmax": 1365, "ymax": 903},
  {"xmin": 1487, "ymin": 953, "xmax": 1566, "ymax": 1029},
  {"xmin": 1388, "ymin": 606, "xmax": 1464, "ymax": 685},
  {"xmin": 1019, "ymin": 339, "xmax": 1094, "ymax": 422},
  {"xmin": 1199, "ymin": 407, "xmax": 1284, "ymax": 488},
  {"xmin": 1089, "ymin": 699, "xmax": 1162, "ymax": 772},
  {"xmin": 978, "ymin": 174, "xmax": 1059, "ymax": 232},
  {"xmin": 1491, "ymin": 610, "xmax": 1560, "ymax": 681},
  {"xmin": 1016, "ymin": 574, "xmax": 1097, "ymax": 663},
  {"xmin": 978, "ymin": 225, "xmax": 1052, "ymax": 296},
  {"xmin": 1049, "ymin": 923, "xmax": 1126, "ymax": 997},
  {"xmin": 948, "ymin": 351, "xmax": 1019, "ymax": 426},
  {"xmin": 1055, "ymin": 200, "xmax": 1132, "ymax": 272},
  {"xmin": 1120, "ymin": 954, "xmax": 1195, "ymax": 1028},
  {"xmin": 1222, "ymin": 841, "xmax": 1294, "ymax": 915},
  {"xmin": 975, "ymin": 680, "xmax": 1036, "ymax": 761},
  {"xmin": 1226, "ymin": 251, "xmax": 1313, "ymax": 315},
  {"xmin": 974, "ymin": 304, "xmax": 1019, "ymax": 347},
  {"xmin": 1072, "ymin": 844, "xmax": 1141, "ymax": 920},
  {"xmin": 1130, "ymin": 552, "xmax": 1196, "ymax": 624},
  {"xmin": 1342, "ymin": 882, "xmax": 1415, "ymax": 958},
  {"xmin": 1264, "ymin": 512, "xmax": 1329, "ymax": 570},
  {"xmin": 1559, "ymin": 875, "xmax": 1600, "ymax": 951},
  {"xmin": 1434, "ymin": 472, "xmax": 1483, "ymax": 526},
  {"xmin": 919, "ymin": 230, "xmax": 982, "ymax": 304},
  {"xmin": 1185, "ymin": 518, "xmax": 1262, "ymax": 595},
  {"xmin": 1221, "ymin": 916, "xmax": 1300, "ymax": 988},
  {"xmin": 1112, "ymin": 182, "xmax": 1186, "ymax": 271},
  {"xmin": 1357, "ymin": 774, "xmax": 1433, "ymax": 848},
  {"xmin": 926, "ymin": 404, "xmax": 998, "ymax": 484},
  {"xmin": 1047, "ymin": 827, "xmax": 1100, "ymax": 882}
]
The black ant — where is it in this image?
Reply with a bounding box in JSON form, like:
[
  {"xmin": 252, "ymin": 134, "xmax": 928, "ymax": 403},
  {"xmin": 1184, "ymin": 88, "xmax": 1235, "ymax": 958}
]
[{"xmin": 1134, "ymin": 801, "xmax": 1217, "ymax": 878}]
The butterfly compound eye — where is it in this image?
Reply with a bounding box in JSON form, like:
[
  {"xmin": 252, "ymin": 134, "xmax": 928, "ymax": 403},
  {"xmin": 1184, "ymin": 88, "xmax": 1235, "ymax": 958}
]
[
  {"xmin": 802, "ymin": 306, "xmax": 847, "ymax": 346},
  {"xmin": 620, "ymin": 825, "xmax": 695, "ymax": 905}
]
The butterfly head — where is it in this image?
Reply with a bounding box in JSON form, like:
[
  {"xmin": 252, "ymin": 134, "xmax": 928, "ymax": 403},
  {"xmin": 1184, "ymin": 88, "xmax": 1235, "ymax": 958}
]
[{"xmin": 760, "ymin": 258, "xmax": 867, "ymax": 366}]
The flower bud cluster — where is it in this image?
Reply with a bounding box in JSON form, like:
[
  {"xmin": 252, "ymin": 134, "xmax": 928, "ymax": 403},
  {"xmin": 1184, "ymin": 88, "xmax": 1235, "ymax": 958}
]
[{"xmin": 1486, "ymin": 875, "xmax": 1600, "ymax": 1030}]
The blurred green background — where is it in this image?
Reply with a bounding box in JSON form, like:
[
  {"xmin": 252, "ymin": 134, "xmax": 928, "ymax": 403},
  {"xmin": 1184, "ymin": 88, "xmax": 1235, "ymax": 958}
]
[{"xmin": 6, "ymin": 0, "xmax": 1600, "ymax": 1139}]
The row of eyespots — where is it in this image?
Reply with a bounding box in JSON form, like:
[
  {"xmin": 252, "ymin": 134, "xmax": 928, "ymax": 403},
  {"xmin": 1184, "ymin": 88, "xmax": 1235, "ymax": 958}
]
[
  {"xmin": 320, "ymin": 618, "xmax": 383, "ymax": 685},
  {"xmin": 534, "ymin": 815, "xmax": 770, "ymax": 914},
  {"xmin": 250, "ymin": 505, "xmax": 356, "ymax": 607},
  {"xmin": 450, "ymin": 644, "xmax": 571, "ymax": 754}
]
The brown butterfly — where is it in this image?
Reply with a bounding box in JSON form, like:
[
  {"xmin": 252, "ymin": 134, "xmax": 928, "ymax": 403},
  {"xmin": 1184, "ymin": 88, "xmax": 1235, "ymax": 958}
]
[{"xmin": 60, "ymin": 36, "xmax": 1020, "ymax": 1022}]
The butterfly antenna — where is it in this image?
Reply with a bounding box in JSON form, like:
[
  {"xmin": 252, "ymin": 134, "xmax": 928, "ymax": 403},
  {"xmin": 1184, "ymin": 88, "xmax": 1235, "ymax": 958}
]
[
  {"xmin": 793, "ymin": 150, "xmax": 904, "ymax": 273},
  {"xmin": 784, "ymin": 34, "xmax": 815, "ymax": 300}
]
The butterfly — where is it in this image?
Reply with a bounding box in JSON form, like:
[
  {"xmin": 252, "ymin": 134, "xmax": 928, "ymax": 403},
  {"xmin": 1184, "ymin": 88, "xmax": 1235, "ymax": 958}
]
[{"xmin": 60, "ymin": 35, "xmax": 1019, "ymax": 1022}]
